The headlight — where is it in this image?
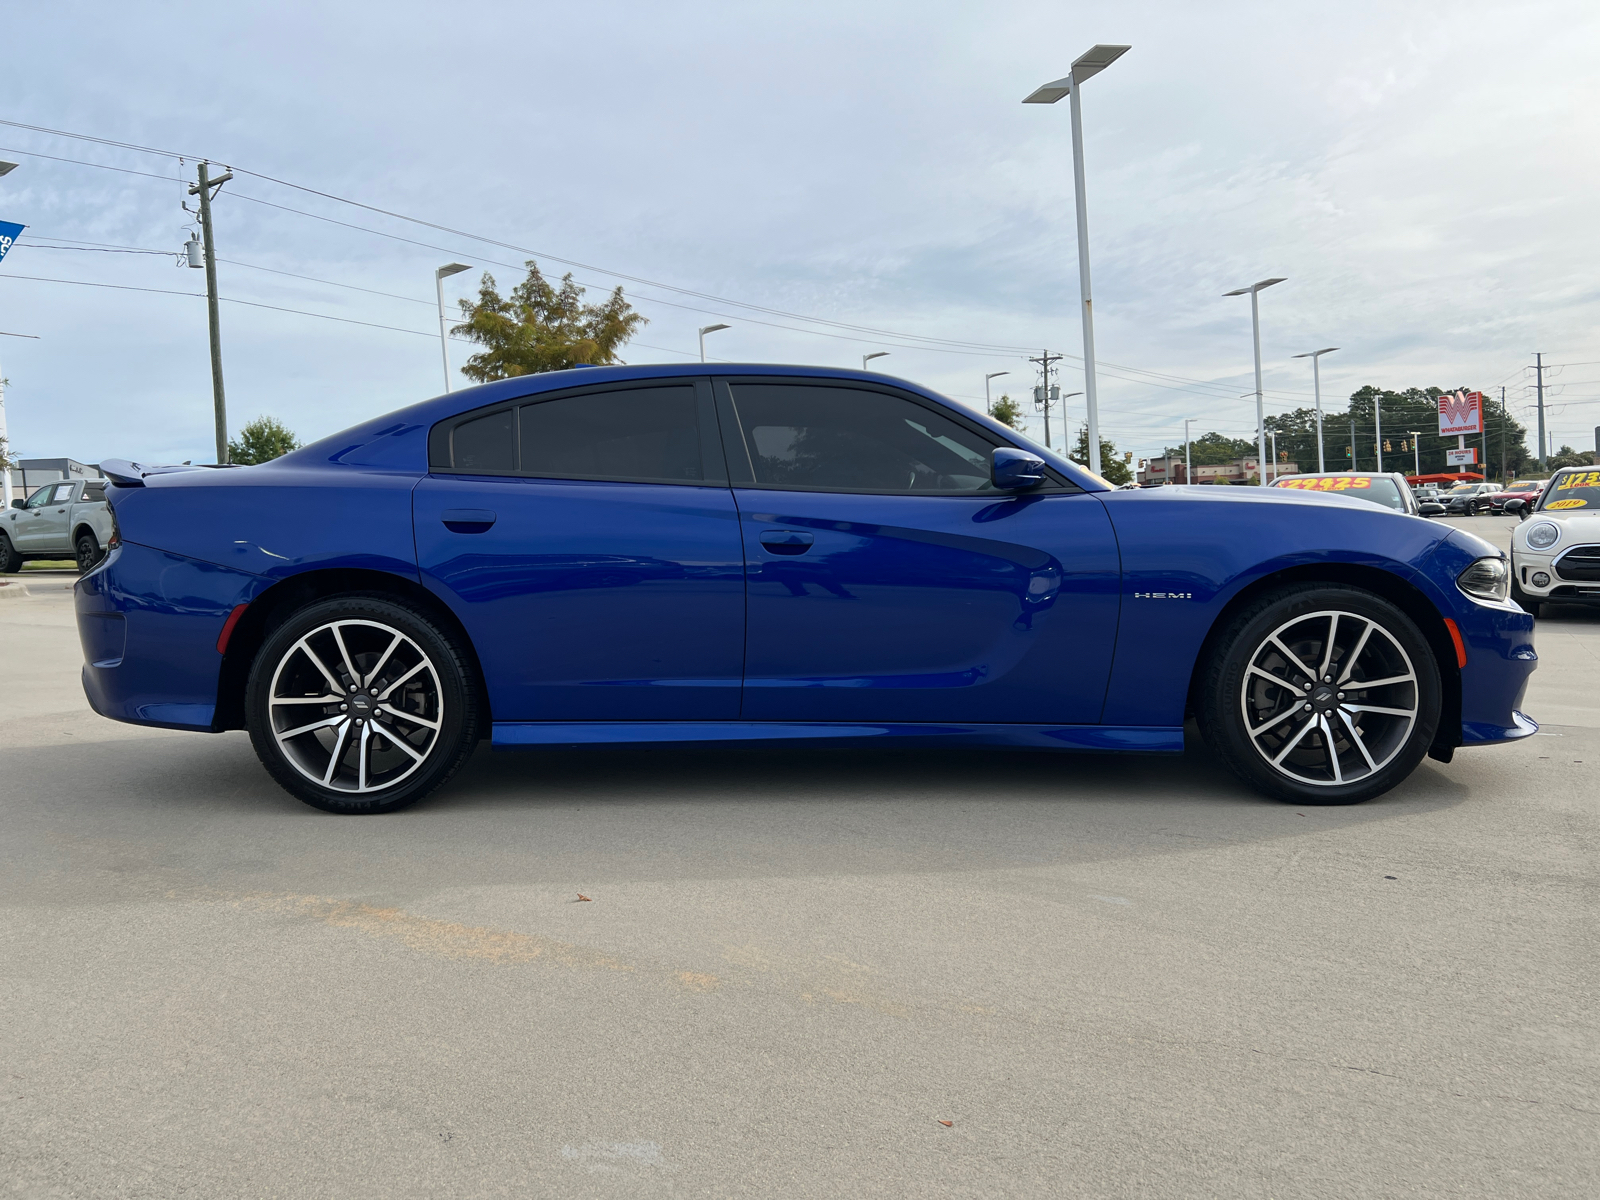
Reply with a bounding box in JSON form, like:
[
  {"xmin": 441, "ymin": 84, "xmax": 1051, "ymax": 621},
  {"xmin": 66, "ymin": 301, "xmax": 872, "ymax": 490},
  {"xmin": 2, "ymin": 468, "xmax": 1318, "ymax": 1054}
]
[
  {"xmin": 1458, "ymin": 556, "xmax": 1509, "ymax": 602},
  {"xmin": 1526, "ymin": 521, "xmax": 1560, "ymax": 550}
]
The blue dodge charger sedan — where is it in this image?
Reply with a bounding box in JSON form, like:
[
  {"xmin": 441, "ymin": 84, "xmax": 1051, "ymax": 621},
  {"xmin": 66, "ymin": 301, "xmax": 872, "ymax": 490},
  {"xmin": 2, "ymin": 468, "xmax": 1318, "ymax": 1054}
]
[{"xmin": 77, "ymin": 364, "xmax": 1536, "ymax": 813}]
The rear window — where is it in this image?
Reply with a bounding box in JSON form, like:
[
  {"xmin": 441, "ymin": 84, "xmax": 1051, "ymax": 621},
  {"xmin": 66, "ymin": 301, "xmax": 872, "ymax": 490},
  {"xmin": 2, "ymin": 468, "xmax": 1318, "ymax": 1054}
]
[
  {"xmin": 1272, "ymin": 475, "xmax": 1407, "ymax": 511},
  {"xmin": 83, "ymin": 483, "xmax": 106, "ymax": 502},
  {"xmin": 1539, "ymin": 469, "xmax": 1600, "ymax": 512}
]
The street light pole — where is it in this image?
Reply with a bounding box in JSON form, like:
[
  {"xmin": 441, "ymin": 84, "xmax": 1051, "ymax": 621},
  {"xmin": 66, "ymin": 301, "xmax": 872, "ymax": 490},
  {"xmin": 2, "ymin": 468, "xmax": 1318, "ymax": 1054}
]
[
  {"xmin": 1184, "ymin": 417, "xmax": 1193, "ymax": 485},
  {"xmin": 435, "ymin": 264, "xmax": 471, "ymax": 392},
  {"xmin": 0, "ymin": 160, "xmax": 24, "ymax": 511},
  {"xmin": 699, "ymin": 323, "xmax": 730, "ymax": 363},
  {"xmin": 1224, "ymin": 278, "xmax": 1286, "ymax": 485},
  {"xmin": 984, "ymin": 371, "xmax": 1009, "ymax": 416},
  {"xmin": 1408, "ymin": 431, "xmax": 1422, "ymax": 479},
  {"xmin": 1268, "ymin": 427, "xmax": 1278, "ymax": 482},
  {"xmin": 1024, "ymin": 44, "xmax": 1130, "ymax": 479},
  {"xmin": 863, "ymin": 351, "xmax": 889, "ymax": 371},
  {"xmin": 1292, "ymin": 347, "xmax": 1338, "ymax": 473}
]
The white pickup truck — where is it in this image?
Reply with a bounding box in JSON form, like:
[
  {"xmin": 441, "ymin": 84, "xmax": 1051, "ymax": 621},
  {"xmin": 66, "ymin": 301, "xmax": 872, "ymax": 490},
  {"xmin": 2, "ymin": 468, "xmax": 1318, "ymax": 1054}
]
[{"xmin": 0, "ymin": 479, "xmax": 117, "ymax": 573}]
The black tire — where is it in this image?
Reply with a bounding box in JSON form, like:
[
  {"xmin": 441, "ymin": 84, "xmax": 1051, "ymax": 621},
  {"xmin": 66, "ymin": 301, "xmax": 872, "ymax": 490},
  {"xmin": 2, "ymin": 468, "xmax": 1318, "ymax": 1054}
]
[
  {"xmin": 0, "ymin": 531, "xmax": 19, "ymax": 574},
  {"xmin": 245, "ymin": 594, "xmax": 481, "ymax": 814},
  {"xmin": 1511, "ymin": 582, "xmax": 1541, "ymax": 620},
  {"xmin": 1197, "ymin": 584, "xmax": 1441, "ymax": 805},
  {"xmin": 75, "ymin": 532, "xmax": 102, "ymax": 573}
]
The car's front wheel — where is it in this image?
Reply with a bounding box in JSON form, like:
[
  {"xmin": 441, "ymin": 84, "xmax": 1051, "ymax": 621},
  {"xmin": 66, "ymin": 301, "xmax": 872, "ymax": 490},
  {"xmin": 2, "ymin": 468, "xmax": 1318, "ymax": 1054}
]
[
  {"xmin": 1198, "ymin": 584, "xmax": 1442, "ymax": 804},
  {"xmin": 245, "ymin": 595, "xmax": 481, "ymax": 813}
]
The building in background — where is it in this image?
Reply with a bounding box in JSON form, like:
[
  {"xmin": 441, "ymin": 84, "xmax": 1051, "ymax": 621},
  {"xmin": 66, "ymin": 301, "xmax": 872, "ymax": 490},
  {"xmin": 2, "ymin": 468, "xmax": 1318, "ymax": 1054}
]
[
  {"xmin": 6, "ymin": 458, "xmax": 102, "ymax": 502},
  {"xmin": 1137, "ymin": 456, "xmax": 1297, "ymax": 485}
]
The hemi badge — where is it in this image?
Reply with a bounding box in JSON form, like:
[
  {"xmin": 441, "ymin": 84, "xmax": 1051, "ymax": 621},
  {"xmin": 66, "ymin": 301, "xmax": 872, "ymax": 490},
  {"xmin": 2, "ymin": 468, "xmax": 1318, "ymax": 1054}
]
[{"xmin": 1133, "ymin": 591, "xmax": 1194, "ymax": 600}]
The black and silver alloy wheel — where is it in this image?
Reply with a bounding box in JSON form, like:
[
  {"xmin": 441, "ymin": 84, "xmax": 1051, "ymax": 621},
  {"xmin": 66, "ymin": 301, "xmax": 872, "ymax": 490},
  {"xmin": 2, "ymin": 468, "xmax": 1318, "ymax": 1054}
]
[
  {"xmin": 1239, "ymin": 610, "xmax": 1417, "ymax": 787},
  {"xmin": 75, "ymin": 532, "xmax": 102, "ymax": 573},
  {"xmin": 246, "ymin": 595, "xmax": 479, "ymax": 813},
  {"xmin": 1200, "ymin": 584, "xmax": 1441, "ymax": 804}
]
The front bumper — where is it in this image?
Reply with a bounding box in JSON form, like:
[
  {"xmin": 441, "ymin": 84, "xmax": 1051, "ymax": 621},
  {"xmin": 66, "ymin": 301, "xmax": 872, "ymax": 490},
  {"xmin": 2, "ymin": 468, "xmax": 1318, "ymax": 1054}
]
[{"xmin": 75, "ymin": 541, "xmax": 267, "ymax": 731}]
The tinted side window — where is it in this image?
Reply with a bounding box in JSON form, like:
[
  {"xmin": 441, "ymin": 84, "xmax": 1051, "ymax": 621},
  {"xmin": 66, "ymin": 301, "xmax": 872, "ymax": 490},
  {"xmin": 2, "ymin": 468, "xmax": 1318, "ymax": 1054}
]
[
  {"xmin": 728, "ymin": 384, "xmax": 995, "ymax": 493},
  {"xmin": 520, "ymin": 386, "xmax": 702, "ymax": 484},
  {"xmin": 451, "ymin": 409, "xmax": 515, "ymax": 473},
  {"xmin": 83, "ymin": 483, "xmax": 106, "ymax": 503}
]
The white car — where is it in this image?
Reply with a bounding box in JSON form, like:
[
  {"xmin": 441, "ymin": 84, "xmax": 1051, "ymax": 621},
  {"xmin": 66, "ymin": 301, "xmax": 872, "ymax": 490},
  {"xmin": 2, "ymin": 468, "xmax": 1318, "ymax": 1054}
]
[{"xmin": 1508, "ymin": 466, "xmax": 1600, "ymax": 617}]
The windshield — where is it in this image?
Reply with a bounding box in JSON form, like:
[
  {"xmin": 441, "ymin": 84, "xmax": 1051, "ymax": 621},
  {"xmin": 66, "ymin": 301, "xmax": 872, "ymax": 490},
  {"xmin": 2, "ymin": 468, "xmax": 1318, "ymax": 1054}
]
[
  {"xmin": 1538, "ymin": 468, "xmax": 1600, "ymax": 512},
  {"xmin": 1507, "ymin": 480, "xmax": 1543, "ymax": 491},
  {"xmin": 1272, "ymin": 475, "xmax": 1407, "ymax": 511},
  {"xmin": 1446, "ymin": 484, "xmax": 1478, "ymax": 495}
]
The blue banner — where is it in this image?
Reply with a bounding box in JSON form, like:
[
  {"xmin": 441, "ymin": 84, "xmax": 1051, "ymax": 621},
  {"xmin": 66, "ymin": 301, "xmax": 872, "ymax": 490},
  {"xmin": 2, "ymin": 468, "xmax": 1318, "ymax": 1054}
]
[{"xmin": 0, "ymin": 220, "xmax": 24, "ymax": 264}]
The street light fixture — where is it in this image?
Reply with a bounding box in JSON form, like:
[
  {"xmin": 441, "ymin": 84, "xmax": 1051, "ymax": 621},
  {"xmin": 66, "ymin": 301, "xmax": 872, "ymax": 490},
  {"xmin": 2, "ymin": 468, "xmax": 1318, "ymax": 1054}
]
[
  {"xmin": 1024, "ymin": 43, "xmax": 1130, "ymax": 478},
  {"xmin": 0, "ymin": 162, "xmax": 17, "ymax": 177},
  {"xmin": 863, "ymin": 352, "xmax": 889, "ymax": 371},
  {"xmin": 1291, "ymin": 347, "xmax": 1339, "ymax": 472},
  {"xmin": 435, "ymin": 263, "xmax": 472, "ymax": 392},
  {"xmin": 698, "ymin": 323, "xmax": 730, "ymax": 362},
  {"xmin": 984, "ymin": 371, "xmax": 1009, "ymax": 416},
  {"xmin": 1223, "ymin": 277, "xmax": 1287, "ymax": 485}
]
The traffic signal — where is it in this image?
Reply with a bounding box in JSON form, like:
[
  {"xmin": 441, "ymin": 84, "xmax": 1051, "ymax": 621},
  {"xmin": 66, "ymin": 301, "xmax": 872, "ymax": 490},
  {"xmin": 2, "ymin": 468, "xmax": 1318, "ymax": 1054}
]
[
  {"xmin": 1345, "ymin": 446, "xmax": 1352, "ymax": 458},
  {"xmin": 1383, "ymin": 440, "xmax": 1392, "ymax": 452}
]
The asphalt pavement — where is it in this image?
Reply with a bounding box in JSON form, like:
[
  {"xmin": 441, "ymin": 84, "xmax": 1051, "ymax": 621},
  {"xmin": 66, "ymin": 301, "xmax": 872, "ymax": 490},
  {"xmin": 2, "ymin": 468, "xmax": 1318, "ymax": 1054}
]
[{"xmin": 2, "ymin": 521, "xmax": 1595, "ymax": 1199}]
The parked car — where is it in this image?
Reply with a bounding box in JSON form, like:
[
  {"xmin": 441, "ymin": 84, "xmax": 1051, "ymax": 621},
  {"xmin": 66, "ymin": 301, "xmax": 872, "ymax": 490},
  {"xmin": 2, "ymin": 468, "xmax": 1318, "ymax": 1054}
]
[
  {"xmin": 0, "ymin": 478, "xmax": 116, "ymax": 572},
  {"xmin": 1413, "ymin": 485, "xmax": 1443, "ymax": 504},
  {"xmin": 1443, "ymin": 482, "xmax": 1499, "ymax": 515},
  {"xmin": 1269, "ymin": 472, "xmax": 1443, "ymax": 516},
  {"xmin": 78, "ymin": 364, "xmax": 1536, "ymax": 813},
  {"xmin": 1491, "ymin": 479, "xmax": 1545, "ymax": 514},
  {"xmin": 1507, "ymin": 467, "xmax": 1600, "ymax": 617}
]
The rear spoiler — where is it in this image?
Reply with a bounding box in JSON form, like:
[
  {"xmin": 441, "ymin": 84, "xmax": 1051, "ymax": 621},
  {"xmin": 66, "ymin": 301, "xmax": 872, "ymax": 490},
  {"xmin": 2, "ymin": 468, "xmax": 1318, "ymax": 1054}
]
[{"xmin": 100, "ymin": 458, "xmax": 239, "ymax": 487}]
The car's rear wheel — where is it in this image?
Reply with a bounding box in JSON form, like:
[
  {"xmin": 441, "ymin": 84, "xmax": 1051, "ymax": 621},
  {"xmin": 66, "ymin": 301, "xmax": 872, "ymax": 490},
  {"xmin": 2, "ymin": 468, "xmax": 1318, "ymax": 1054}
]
[
  {"xmin": 245, "ymin": 595, "xmax": 480, "ymax": 813},
  {"xmin": 1198, "ymin": 584, "xmax": 1441, "ymax": 805},
  {"xmin": 0, "ymin": 532, "xmax": 19, "ymax": 574},
  {"xmin": 75, "ymin": 532, "xmax": 102, "ymax": 573}
]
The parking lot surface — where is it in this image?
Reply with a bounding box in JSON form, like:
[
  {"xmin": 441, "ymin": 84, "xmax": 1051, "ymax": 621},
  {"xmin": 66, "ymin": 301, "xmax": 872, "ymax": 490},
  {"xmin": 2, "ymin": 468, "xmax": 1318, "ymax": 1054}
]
[{"xmin": 2, "ymin": 517, "xmax": 1595, "ymax": 1199}]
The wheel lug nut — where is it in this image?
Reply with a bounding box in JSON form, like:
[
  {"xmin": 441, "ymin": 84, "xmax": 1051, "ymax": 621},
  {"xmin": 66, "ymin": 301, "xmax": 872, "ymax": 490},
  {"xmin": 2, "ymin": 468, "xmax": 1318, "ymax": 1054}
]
[
  {"xmin": 349, "ymin": 684, "xmax": 357, "ymax": 693},
  {"xmin": 1337, "ymin": 692, "xmax": 1345, "ymax": 699},
  {"xmin": 1303, "ymin": 703, "xmax": 1312, "ymax": 711},
  {"xmin": 340, "ymin": 703, "xmax": 348, "ymax": 711}
]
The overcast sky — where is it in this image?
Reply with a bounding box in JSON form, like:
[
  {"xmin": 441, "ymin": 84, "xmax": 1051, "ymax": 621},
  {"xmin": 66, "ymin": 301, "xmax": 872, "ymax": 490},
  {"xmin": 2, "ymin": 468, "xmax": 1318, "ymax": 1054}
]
[{"xmin": 2, "ymin": 0, "xmax": 1598, "ymax": 467}]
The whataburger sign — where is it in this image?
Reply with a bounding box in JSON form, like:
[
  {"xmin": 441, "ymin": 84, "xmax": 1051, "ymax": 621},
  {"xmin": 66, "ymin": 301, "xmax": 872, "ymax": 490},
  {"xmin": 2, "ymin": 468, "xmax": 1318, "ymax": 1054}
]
[{"xmin": 1438, "ymin": 389, "xmax": 1483, "ymax": 437}]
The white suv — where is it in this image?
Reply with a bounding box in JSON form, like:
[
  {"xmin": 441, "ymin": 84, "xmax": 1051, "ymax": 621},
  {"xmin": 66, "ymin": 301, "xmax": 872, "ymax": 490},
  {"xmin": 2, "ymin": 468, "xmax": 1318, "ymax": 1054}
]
[{"xmin": 1508, "ymin": 467, "xmax": 1600, "ymax": 617}]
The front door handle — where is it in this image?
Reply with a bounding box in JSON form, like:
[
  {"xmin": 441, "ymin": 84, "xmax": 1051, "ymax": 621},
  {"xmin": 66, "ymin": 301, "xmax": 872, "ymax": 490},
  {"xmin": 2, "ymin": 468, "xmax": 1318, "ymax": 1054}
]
[
  {"xmin": 442, "ymin": 508, "xmax": 497, "ymax": 533},
  {"xmin": 759, "ymin": 529, "xmax": 814, "ymax": 555}
]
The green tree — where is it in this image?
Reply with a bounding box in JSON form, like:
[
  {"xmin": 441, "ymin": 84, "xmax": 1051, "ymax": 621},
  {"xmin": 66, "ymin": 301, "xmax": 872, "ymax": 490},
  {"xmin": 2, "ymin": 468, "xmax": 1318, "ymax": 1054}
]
[
  {"xmin": 990, "ymin": 393, "xmax": 1024, "ymax": 430},
  {"xmin": 1161, "ymin": 431, "xmax": 1256, "ymax": 467},
  {"xmin": 1070, "ymin": 424, "xmax": 1132, "ymax": 485},
  {"xmin": 228, "ymin": 415, "xmax": 301, "ymax": 465},
  {"xmin": 452, "ymin": 260, "xmax": 646, "ymax": 380},
  {"xmin": 1547, "ymin": 445, "xmax": 1593, "ymax": 469}
]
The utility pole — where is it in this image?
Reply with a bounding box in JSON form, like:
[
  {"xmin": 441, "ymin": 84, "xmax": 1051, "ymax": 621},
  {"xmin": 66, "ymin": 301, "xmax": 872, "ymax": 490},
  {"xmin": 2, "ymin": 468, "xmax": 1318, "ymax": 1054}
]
[
  {"xmin": 1184, "ymin": 417, "xmax": 1192, "ymax": 485},
  {"xmin": 1268, "ymin": 427, "xmax": 1278, "ymax": 482},
  {"xmin": 1349, "ymin": 416, "xmax": 1357, "ymax": 471},
  {"xmin": 189, "ymin": 162, "xmax": 233, "ymax": 464},
  {"xmin": 1028, "ymin": 350, "xmax": 1064, "ymax": 450},
  {"xmin": 1534, "ymin": 352, "xmax": 1547, "ymax": 473},
  {"xmin": 1408, "ymin": 431, "xmax": 1422, "ymax": 479},
  {"xmin": 1374, "ymin": 392, "xmax": 1384, "ymax": 472},
  {"xmin": 1500, "ymin": 386, "xmax": 1507, "ymax": 481}
]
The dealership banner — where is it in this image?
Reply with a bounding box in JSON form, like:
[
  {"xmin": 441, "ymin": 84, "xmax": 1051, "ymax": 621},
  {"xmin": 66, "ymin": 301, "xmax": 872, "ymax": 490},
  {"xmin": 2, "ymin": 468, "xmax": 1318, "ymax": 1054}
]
[
  {"xmin": 0, "ymin": 220, "xmax": 24, "ymax": 265},
  {"xmin": 1438, "ymin": 389, "xmax": 1483, "ymax": 437}
]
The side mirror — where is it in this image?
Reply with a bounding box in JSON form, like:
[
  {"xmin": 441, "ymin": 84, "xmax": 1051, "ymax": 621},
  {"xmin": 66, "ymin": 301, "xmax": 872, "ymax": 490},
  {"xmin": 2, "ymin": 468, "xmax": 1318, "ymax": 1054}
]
[
  {"xmin": 992, "ymin": 446, "xmax": 1047, "ymax": 491},
  {"xmin": 9, "ymin": 499, "xmax": 23, "ymax": 510},
  {"xmin": 1419, "ymin": 502, "xmax": 1446, "ymax": 518},
  {"xmin": 1504, "ymin": 498, "xmax": 1526, "ymax": 518}
]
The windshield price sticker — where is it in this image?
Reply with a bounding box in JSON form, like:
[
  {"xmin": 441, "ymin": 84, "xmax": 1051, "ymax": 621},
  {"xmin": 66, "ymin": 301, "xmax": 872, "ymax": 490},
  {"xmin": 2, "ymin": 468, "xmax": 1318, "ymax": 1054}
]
[
  {"xmin": 1545, "ymin": 472, "xmax": 1600, "ymax": 510},
  {"xmin": 1277, "ymin": 476, "xmax": 1372, "ymax": 491}
]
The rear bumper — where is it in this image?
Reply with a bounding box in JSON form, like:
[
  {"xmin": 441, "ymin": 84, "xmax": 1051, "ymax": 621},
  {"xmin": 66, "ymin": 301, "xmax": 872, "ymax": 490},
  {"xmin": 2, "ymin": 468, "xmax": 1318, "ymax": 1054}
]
[{"xmin": 75, "ymin": 541, "xmax": 266, "ymax": 732}]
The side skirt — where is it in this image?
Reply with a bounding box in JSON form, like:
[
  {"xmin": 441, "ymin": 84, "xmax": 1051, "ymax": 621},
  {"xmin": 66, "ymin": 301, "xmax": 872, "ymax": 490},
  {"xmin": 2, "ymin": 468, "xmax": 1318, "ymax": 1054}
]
[{"xmin": 491, "ymin": 722, "xmax": 1184, "ymax": 753}]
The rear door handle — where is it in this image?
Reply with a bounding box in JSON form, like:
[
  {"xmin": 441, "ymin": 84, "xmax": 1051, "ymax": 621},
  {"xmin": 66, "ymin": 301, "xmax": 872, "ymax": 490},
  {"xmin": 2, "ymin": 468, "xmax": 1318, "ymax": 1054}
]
[
  {"xmin": 442, "ymin": 508, "xmax": 496, "ymax": 533},
  {"xmin": 759, "ymin": 529, "xmax": 814, "ymax": 555}
]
